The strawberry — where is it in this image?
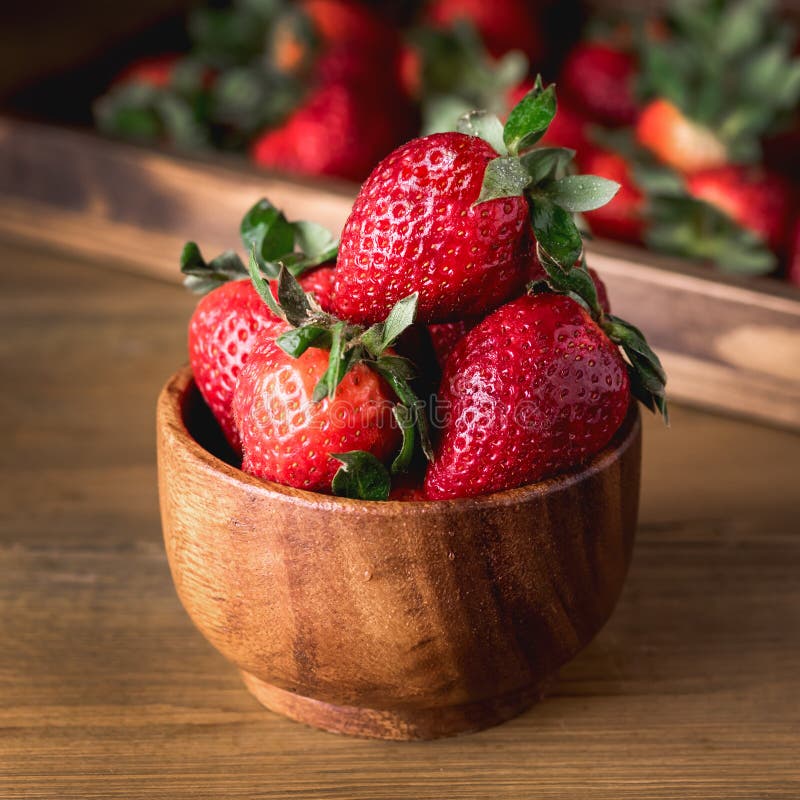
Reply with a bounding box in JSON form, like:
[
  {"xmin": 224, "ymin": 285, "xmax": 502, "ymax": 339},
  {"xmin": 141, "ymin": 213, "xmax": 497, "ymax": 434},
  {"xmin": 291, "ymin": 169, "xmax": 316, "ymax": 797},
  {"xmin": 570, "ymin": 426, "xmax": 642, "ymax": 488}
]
[
  {"xmin": 424, "ymin": 0, "xmax": 545, "ymax": 63},
  {"xmin": 237, "ymin": 263, "xmax": 434, "ymax": 498},
  {"xmin": 273, "ymin": 0, "xmax": 399, "ymax": 75},
  {"xmin": 635, "ymin": 99, "xmax": 727, "ymax": 175},
  {"xmin": 684, "ymin": 166, "xmax": 793, "ymax": 254},
  {"xmin": 250, "ymin": 50, "xmax": 410, "ymax": 181},
  {"xmin": 115, "ymin": 54, "xmax": 181, "ymax": 89},
  {"xmin": 424, "ymin": 293, "xmax": 632, "ymax": 499},
  {"xmin": 577, "ymin": 148, "xmax": 645, "ymax": 244},
  {"xmin": 763, "ymin": 121, "xmax": 800, "ymax": 184},
  {"xmin": 333, "ymin": 132, "xmax": 530, "ymax": 323},
  {"xmin": 302, "ymin": 0, "xmax": 396, "ymax": 56},
  {"xmin": 428, "ymin": 320, "xmax": 476, "ymax": 367},
  {"xmin": 181, "ymin": 198, "xmax": 341, "ymax": 451},
  {"xmin": 232, "ymin": 336, "xmax": 401, "ymax": 491},
  {"xmin": 334, "ymin": 76, "xmax": 634, "ymax": 324},
  {"xmin": 388, "ymin": 475, "xmax": 428, "ymax": 501},
  {"xmin": 787, "ymin": 218, "xmax": 800, "ymax": 288},
  {"xmin": 537, "ymin": 100, "xmax": 593, "ymax": 153},
  {"xmin": 560, "ymin": 42, "xmax": 639, "ymax": 127},
  {"xmin": 188, "ymin": 280, "xmax": 283, "ymax": 452},
  {"xmin": 187, "ymin": 267, "xmax": 336, "ymax": 453}
]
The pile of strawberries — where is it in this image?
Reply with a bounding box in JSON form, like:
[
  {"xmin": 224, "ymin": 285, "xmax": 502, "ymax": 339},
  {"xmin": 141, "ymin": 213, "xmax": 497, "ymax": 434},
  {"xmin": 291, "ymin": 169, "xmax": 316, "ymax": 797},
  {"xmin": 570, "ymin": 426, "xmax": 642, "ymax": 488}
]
[
  {"xmin": 182, "ymin": 80, "xmax": 666, "ymax": 501},
  {"xmin": 548, "ymin": 0, "xmax": 800, "ymax": 286}
]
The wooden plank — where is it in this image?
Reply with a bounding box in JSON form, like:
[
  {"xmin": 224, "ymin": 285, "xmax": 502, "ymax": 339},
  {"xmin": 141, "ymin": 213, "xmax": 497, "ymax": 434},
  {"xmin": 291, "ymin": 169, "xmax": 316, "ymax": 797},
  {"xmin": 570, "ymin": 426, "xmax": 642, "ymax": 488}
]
[
  {"xmin": 1, "ymin": 116, "xmax": 799, "ymax": 430},
  {"xmin": 1, "ymin": 238, "xmax": 799, "ymax": 798}
]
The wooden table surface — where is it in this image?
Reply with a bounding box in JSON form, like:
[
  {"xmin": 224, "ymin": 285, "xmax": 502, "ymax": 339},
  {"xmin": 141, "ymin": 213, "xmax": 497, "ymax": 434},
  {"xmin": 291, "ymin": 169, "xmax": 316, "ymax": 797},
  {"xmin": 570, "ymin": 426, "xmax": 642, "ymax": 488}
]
[{"xmin": 1, "ymin": 237, "xmax": 799, "ymax": 799}]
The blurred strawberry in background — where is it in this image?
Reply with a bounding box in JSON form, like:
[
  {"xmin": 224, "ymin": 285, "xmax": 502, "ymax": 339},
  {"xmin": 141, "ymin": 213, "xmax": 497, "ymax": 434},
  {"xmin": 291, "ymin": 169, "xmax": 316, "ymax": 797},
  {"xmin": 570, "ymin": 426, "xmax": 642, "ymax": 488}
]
[
  {"xmin": 423, "ymin": 0, "xmax": 544, "ymax": 64},
  {"xmin": 94, "ymin": 0, "xmax": 800, "ymax": 289},
  {"xmin": 787, "ymin": 219, "xmax": 800, "ymax": 288},
  {"xmin": 560, "ymin": 41, "xmax": 638, "ymax": 128},
  {"xmin": 685, "ymin": 166, "xmax": 794, "ymax": 255},
  {"xmin": 578, "ymin": 149, "xmax": 645, "ymax": 245}
]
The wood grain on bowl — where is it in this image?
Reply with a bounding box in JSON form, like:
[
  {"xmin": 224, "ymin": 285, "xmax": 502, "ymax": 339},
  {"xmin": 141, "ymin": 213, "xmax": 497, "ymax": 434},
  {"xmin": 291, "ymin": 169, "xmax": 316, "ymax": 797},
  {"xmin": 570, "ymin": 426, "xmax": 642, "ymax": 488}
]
[
  {"xmin": 157, "ymin": 366, "xmax": 642, "ymax": 740},
  {"xmin": 2, "ymin": 117, "xmax": 799, "ymax": 430}
]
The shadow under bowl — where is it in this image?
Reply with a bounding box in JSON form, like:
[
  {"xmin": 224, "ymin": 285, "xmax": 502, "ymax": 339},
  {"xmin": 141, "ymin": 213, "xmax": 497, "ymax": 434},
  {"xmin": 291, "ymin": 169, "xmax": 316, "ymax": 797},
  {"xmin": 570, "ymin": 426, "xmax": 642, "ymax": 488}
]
[{"xmin": 157, "ymin": 365, "xmax": 642, "ymax": 740}]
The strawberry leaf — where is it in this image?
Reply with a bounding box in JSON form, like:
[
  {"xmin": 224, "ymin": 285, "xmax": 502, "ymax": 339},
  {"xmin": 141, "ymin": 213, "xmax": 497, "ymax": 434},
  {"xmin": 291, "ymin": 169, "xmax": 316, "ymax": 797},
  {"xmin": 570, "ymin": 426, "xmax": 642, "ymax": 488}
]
[
  {"xmin": 530, "ymin": 197, "xmax": 583, "ymax": 268},
  {"xmin": 373, "ymin": 357, "xmax": 434, "ymax": 462},
  {"xmin": 535, "ymin": 253, "xmax": 603, "ymax": 318},
  {"xmin": 457, "ymin": 110, "xmax": 507, "ymax": 155},
  {"xmin": 545, "ymin": 175, "xmax": 621, "ymax": 213},
  {"xmin": 331, "ymin": 451, "xmax": 391, "ymax": 501},
  {"xmin": 276, "ymin": 325, "xmax": 331, "ymax": 358},
  {"xmin": 503, "ymin": 77, "xmax": 556, "ymax": 156},
  {"xmin": 391, "ymin": 405, "xmax": 416, "ymax": 475},
  {"xmin": 361, "ymin": 294, "xmax": 418, "ymax": 357},
  {"xmin": 520, "ymin": 147, "xmax": 575, "ymax": 184},
  {"xmin": 240, "ymin": 199, "xmax": 295, "ymax": 273},
  {"xmin": 604, "ymin": 316, "xmax": 667, "ymax": 385},
  {"xmin": 275, "ymin": 265, "xmax": 313, "ymax": 326},
  {"xmin": 476, "ymin": 156, "xmax": 531, "ymax": 204},
  {"xmin": 381, "ymin": 293, "xmax": 419, "ymax": 349},
  {"xmin": 291, "ymin": 221, "xmax": 339, "ymax": 269},
  {"xmin": 314, "ymin": 321, "xmax": 347, "ymax": 402},
  {"xmin": 181, "ymin": 242, "xmax": 247, "ymax": 293},
  {"xmin": 603, "ymin": 315, "xmax": 668, "ymax": 422},
  {"xmin": 247, "ymin": 246, "xmax": 285, "ymax": 319}
]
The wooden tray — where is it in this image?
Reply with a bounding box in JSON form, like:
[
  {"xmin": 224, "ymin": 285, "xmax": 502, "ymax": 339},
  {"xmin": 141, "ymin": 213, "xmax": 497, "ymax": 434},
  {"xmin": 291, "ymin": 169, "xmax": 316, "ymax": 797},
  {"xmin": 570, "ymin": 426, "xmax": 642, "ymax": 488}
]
[{"xmin": 1, "ymin": 116, "xmax": 799, "ymax": 430}]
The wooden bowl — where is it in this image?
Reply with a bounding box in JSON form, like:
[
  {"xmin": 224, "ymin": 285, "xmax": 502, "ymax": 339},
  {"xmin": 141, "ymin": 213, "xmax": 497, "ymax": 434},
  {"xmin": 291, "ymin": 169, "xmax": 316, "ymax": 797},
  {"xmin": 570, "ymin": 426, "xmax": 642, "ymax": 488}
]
[{"xmin": 157, "ymin": 366, "xmax": 642, "ymax": 740}]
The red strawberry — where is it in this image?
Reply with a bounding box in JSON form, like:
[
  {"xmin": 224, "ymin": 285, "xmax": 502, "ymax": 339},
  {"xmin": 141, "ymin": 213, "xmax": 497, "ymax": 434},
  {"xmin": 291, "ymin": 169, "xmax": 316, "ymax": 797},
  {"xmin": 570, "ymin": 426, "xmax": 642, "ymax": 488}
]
[
  {"xmin": 537, "ymin": 100, "xmax": 594, "ymax": 153},
  {"xmin": 428, "ymin": 320, "xmax": 476, "ymax": 367},
  {"xmin": 333, "ymin": 132, "xmax": 529, "ymax": 324},
  {"xmin": 305, "ymin": 0, "xmax": 394, "ymax": 52},
  {"xmin": 398, "ymin": 43, "xmax": 423, "ymax": 100},
  {"xmin": 787, "ymin": 218, "xmax": 800, "ymax": 288},
  {"xmin": 116, "ymin": 54, "xmax": 180, "ymax": 89},
  {"xmin": 560, "ymin": 42, "xmax": 639, "ymax": 127},
  {"xmin": 251, "ymin": 50, "xmax": 409, "ymax": 181},
  {"xmin": 188, "ymin": 267, "xmax": 335, "ymax": 452},
  {"xmin": 232, "ymin": 337, "xmax": 400, "ymax": 491},
  {"xmin": 685, "ymin": 166, "xmax": 793, "ymax": 254},
  {"xmin": 273, "ymin": 0, "xmax": 398, "ymax": 74},
  {"xmin": 389, "ymin": 478, "xmax": 428, "ymax": 501},
  {"xmin": 424, "ymin": 0, "xmax": 545, "ymax": 63},
  {"xmin": 763, "ymin": 121, "xmax": 800, "ymax": 184},
  {"xmin": 635, "ymin": 98, "xmax": 728, "ymax": 175},
  {"xmin": 188, "ymin": 280, "xmax": 283, "ymax": 453},
  {"xmin": 424, "ymin": 293, "xmax": 630, "ymax": 499},
  {"xmin": 576, "ymin": 148, "xmax": 645, "ymax": 244}
]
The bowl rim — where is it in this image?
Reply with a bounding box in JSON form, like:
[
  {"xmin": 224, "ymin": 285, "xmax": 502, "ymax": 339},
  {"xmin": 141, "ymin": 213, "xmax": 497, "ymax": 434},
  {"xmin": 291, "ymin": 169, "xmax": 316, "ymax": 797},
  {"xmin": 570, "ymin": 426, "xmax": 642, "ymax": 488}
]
[{"xmin": 158, "ymin": 365, "xmax": 642, "ymax": 516}]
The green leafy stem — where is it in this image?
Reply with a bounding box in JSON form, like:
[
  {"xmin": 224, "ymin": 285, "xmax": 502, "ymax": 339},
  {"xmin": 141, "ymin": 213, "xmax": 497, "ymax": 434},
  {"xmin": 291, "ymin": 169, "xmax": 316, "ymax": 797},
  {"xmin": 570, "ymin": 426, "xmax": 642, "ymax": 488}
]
[{"xmin": 181, "ymin": 197, "xmax": 339, "ymax": 294}]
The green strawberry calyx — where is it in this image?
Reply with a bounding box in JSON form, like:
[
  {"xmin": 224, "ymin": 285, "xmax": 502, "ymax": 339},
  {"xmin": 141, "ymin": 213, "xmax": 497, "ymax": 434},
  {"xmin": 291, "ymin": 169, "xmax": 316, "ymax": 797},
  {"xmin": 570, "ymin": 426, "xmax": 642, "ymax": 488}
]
[
  {"xmin": 467, "ymin": 76, "xmax": 668, "ymax": 421},
  {"xmin": 248, "ymin": 250, "xmax": 434, "ymax": 500},
  {"xmin": 180, "ymin": 197, "xmax": 338, "ymax": 294}
]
